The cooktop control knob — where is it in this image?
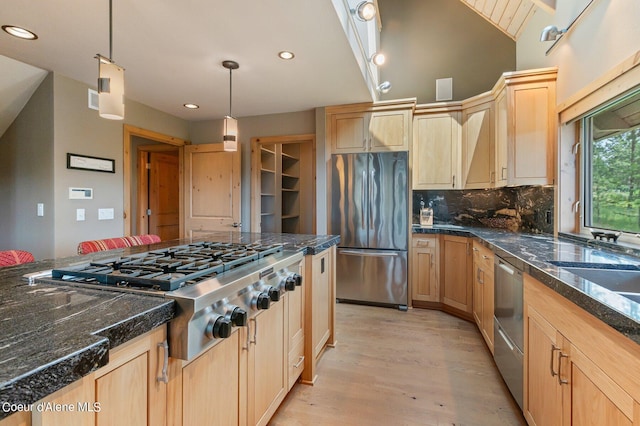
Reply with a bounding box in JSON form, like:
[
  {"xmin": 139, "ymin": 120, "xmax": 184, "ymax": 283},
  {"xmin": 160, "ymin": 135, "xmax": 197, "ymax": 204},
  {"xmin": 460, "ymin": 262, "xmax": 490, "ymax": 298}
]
[
  {"xmin": 284, "ymin": 276, "xmax": 296, "ymax": 291},
  {"xmin": 228, "ymin": 307, "xmax": 248, "ymax": 327},
  {"xmin": 205, "ymin": 315, "xmax": 232, "ymax": 340},
  {"xmin": 253, "ymin": 293, "xmax": 271, "ymax": 310},
  {"xmin": 267, "ymin": 286, "xmax": 280, "ymax": 302},
  {"xmin": 292, "ymin": 273, "xmax": 302, "ymax": 286}
]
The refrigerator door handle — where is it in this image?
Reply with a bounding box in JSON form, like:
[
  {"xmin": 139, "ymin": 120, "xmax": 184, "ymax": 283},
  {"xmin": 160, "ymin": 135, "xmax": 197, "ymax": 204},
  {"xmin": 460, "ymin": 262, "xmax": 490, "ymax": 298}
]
[
  {"xmin": 339, "ymin": 249, "xmax": 399, "ymax": 257},
  {"xmin": 361, "ymin": 170, "xmax": 366, "ymax": 225}
]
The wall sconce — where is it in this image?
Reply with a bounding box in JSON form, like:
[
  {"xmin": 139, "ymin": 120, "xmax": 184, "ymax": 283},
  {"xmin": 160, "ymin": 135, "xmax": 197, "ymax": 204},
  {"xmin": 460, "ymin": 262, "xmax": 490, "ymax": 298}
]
[
  {"xmin": 353, "ymin": 1, "xmax": 376, "ymax": 22},
  {"xmin": 95, "ymin": 0, "xmax": 124, "ymax": 120},
  {"xmin": 540, "ymin": 25, "xmax": 566, "ymax": 41},
  {"xmin": 222, "ymin": 60, "xmax": 239, "ymax": 152},
  {"xmin": 370, "ymin": 52, "xmax": 386, "ymax": 66}
]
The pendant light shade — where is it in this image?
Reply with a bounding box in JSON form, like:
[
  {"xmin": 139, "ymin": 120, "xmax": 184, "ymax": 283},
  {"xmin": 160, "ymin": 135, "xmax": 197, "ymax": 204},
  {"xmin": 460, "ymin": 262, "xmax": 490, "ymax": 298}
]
[
  {"xmin": 223, "ymin": 116, "xmax": 238, "ymax": 151},
  {"xmin": 96, "ymin": 0, "xmax": 124, "ymax": 120},
  {"xmin": 97, "ymin": 58, "xmax": 125, "ymax": 120},
  {"xmin": 222, "ymin": 60, "xmax": 239, "ymax": 152}
]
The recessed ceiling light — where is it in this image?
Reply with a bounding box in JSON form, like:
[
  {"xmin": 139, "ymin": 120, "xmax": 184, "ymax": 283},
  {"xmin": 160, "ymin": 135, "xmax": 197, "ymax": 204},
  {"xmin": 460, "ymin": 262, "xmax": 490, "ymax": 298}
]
[
  {"xmin": 278, "ymin": 51, "xmax": 295, "ymax": 60},
  {"xmin": 183, "ymin": 103, "xmax": 199, "ymax": 109},
  {"xmin": 2, "ymin": 25, "xmax": 38, "ymax": 40}
]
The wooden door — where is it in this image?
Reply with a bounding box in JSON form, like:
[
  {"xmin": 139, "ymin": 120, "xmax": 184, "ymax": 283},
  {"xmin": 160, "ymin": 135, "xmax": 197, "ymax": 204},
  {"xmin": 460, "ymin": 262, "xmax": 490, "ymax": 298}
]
[
  {"xmin": 411, "ymin": 236, "xmax": 439, "ymax": 303},
  {"xmin": 331, "ymin": 112, "xmax": 368, "ymax": 153},
  {"xmin": 463, "ymin": 100, "xmax": 494, "ymax": 188},
  {"xmin": 183, "ymin": 144, "xmax": 241, "ymax": 237},
  {"xmin": 369, "ymin": 109, "xmax": 409, "ymax": 151},
  {"xmin": 149, "ymin": 151, "xmax": 180, "ymax": 240},
  {"xmin": 495, "ymin": 88, "xmax": 508, "ymax": 187}
]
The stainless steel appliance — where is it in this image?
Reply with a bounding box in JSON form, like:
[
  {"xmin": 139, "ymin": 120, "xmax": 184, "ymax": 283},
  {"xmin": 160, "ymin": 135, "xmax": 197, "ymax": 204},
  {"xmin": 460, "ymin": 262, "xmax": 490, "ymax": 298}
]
[
  {"xmin": 30, "ymin": 242, "xmax": 303, "ymax": 361},
  {"xmin": 494, "ymin": 253, "xmax": 524, "ymax": 410},
  {"xmin": 330, "ymin": 152, "xmax": 408, "ymax": 309}
]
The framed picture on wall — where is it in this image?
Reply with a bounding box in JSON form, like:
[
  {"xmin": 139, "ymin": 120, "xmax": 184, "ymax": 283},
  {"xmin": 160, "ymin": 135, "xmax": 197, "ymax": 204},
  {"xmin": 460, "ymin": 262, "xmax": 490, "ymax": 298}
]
[{"xmin": 67, "ymin": 153, "xmax": 115, "ymax": 173}]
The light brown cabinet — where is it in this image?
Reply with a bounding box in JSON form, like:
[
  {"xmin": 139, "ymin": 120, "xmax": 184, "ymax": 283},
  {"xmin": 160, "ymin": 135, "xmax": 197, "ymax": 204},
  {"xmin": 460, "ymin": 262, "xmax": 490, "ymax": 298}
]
[
  {"xmin": 302, "ymin": 246, "xmax": 335, "ymax": 385},
  {"xmin": 410, "ymin": 235, "xmax": 439, "ymax": 303},
  {"xmin": 246, "ymin": 298, "xmax": 287, "ymax": 426},
  {"xmin": 471, "ymin": 241, "xmax": 494, "ymax": 353},
  {"xmin": 440, "ymin": 235, "xmax": 472, "ymax": 316},
  {"xmin": 412, "ymin": 107, "xmax": 462, "ymax": 189},
  {"xmin": 494, "ymin": 68, "xmax": 557, "ymax": 186},
  {"xmin": 327, "ymin": 101, "xmax": 412, "ymax": 154},
  {"xmin": 27, "ymin": 326, "xmax": 167, "ymax": 426},
  {"xmin": 524, "ymin": 273, "xmax": 639, "ymax": 426},
  {"xmin": 462, "ymin": 95, "xmax": 495, "ymax": 189},
  {"xmin": 285, "ymin": 259, "xmax": 305, "ymax": 391}
]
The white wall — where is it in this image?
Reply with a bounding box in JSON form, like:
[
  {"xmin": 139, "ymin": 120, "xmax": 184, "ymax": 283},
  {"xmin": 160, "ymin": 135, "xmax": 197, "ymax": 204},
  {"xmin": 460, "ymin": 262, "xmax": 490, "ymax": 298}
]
[{"xmin": 517, "ymin": 0, "xmax": 640, "ymax": 104}]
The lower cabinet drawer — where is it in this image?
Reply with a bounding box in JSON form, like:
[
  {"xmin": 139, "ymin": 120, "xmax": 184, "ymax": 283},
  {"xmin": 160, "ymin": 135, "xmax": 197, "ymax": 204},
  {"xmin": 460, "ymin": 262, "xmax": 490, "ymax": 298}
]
[{"xmin": 288, "ymin": 340, "xmax": 305, "ymax": 391}]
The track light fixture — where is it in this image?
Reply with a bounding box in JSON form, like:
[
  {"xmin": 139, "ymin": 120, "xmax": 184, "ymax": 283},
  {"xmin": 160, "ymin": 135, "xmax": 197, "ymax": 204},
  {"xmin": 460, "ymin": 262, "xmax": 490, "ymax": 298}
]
[
  {"xmin": 353, "ymin": 1, "xmax": 376, "ymax": 22},
  {"xmin": 377, "ymin": 81, "xmax": 391, "ymax": 94},
  {"xmin": 540, "ymin": 25, "xmax": 566, "ymax": 42}
]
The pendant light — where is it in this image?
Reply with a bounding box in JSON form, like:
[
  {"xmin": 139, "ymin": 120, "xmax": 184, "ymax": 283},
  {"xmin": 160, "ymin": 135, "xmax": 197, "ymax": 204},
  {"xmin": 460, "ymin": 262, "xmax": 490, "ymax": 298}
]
[
  {"xmin": 222, "ymin": 60, "xmax": 239, "ymax": 152},
  {"xmin": 95, "ymin": 0, "xmax": 124, "ymax": 120}
]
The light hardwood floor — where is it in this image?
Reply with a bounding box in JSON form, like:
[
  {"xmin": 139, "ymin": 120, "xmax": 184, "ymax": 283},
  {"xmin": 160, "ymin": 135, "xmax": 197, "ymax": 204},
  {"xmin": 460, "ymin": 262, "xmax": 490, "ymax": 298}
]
[{"xmin": 271, "ymin": 303, "xmax": 526, "ymax": 426}]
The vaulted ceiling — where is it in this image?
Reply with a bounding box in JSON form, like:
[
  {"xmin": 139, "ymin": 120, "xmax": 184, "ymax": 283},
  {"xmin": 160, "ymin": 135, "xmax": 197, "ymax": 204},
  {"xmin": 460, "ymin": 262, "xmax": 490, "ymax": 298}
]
[{"xmin": 460, "ymin": 0, "xmax": 542, "ymax": 40}]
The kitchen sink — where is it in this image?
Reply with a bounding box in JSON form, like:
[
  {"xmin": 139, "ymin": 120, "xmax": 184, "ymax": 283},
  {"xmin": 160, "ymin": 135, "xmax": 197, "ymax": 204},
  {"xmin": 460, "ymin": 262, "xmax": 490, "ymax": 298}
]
[{"xmin": 548, "ymin": 260, "xmax": 640, "ymax": 298}]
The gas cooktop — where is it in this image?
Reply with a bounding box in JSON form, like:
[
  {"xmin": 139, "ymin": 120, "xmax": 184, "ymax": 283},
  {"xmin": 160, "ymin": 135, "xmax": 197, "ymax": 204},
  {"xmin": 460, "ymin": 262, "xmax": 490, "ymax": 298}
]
[{"xmin": 50, "ymin": 241, "xmax": 284, "ymax": 292}]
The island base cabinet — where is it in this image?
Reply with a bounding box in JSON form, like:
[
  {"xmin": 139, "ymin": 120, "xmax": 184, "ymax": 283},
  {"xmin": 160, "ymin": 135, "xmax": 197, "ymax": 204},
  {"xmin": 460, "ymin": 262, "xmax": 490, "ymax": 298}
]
[
  {"xmin": 166, "ymin": 331, "xmax": 241, "ymax": 426},
  {"xmin": 524, "ymin": 274, "xmax": 640, "ymax": 426},
  {"xmin": 21, "ymin": 326, "xmax": 167, "ymax": 426}
]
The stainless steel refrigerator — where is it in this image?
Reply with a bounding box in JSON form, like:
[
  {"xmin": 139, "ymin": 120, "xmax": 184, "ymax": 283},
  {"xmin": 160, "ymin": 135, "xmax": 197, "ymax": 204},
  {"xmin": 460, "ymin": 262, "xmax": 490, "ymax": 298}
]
[{"xmin": 330, "ymin": 152, "xmax": 408, "ymax": 309}]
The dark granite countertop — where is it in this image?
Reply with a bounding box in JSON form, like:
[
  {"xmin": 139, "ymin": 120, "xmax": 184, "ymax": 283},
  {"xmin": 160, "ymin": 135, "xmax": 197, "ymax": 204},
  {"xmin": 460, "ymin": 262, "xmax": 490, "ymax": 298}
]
[
  {"xmin": 413, "ymin": 224, "xmax": 640, "ymax": 344},
  {"xmin": 0, "ymin": 231, "xmax": 338, "ymax": 418}
]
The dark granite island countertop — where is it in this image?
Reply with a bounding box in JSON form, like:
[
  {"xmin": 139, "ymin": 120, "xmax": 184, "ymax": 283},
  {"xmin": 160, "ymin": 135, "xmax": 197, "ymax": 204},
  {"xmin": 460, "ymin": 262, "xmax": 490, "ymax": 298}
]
[
  {"xmin": 0, "ymin": 268, "xmax": 173, "ymax": 419},
  {"xmin": 0, "ymin": 231, "xmax": 338, "ymax": 418},
  {"xmin": 413, "ymin": 225, "xmax": 640, "ymax": 345}
]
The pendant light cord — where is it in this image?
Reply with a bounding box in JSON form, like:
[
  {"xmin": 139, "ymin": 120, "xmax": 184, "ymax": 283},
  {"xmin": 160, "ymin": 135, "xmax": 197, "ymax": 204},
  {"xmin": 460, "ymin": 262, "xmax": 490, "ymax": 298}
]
[
  {"xmin": 229, "ymin": 67, "xmax": 233, "ymax": 116},
  {"xmin": 109, "ymin": 0, "xmax": 113, "ymax": 61}
]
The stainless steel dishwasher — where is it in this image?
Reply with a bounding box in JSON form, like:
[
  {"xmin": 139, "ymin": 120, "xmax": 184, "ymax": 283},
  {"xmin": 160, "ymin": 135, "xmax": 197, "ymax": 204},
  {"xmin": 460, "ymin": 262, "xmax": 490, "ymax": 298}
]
[{"xmin": 494, "ymin": 253, "xmax": 524, "ymax": 410}]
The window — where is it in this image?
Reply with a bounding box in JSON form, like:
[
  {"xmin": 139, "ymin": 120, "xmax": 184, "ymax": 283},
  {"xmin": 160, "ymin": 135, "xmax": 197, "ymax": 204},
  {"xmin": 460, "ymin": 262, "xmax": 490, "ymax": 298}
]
[{"xmin": 583, "ymin": 89, "xmax": 640, "ymax": 235}]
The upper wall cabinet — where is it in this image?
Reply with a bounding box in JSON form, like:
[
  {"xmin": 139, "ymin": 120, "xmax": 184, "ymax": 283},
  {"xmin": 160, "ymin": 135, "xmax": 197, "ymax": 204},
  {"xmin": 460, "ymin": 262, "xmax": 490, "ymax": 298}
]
[
  {"xmin": 462, "ymin": 93, "xmax": 495, "ymax": 189},
  {"xmin": 327, "ymin": 100, "xmax": 414, "ymax": 154},
  {"xmin": 412, "ymin": 104, "xmax": 462, "ymax": 190},
  {"xmin": 495, "ymin": 68, "xmax": 558, "ymax": 186}
]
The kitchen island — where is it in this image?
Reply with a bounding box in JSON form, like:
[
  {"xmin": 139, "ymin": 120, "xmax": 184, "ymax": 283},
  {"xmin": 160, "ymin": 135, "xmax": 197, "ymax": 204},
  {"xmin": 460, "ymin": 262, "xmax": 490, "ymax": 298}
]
[{"xmin": 0, "ymin": 232, "xmax": 338, "ymax": 424}]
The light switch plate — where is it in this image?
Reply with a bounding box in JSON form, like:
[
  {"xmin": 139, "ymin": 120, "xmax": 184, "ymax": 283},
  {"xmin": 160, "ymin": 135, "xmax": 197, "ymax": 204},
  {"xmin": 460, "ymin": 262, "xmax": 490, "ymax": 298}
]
[
  {"xmin": 98, "ymin": 208, "xmax": 114, "ymax": 220},
  {"xmin": 76, "ymin": 209, "xmax": 85, "ymax": 221},
  {"xmin": 37, "ymin": 203, "xmax": 44, "ymax": 217}
]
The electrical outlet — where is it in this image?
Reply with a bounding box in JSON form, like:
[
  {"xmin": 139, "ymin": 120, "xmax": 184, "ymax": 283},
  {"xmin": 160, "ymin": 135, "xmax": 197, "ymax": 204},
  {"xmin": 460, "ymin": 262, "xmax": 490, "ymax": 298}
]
[
  {"xmin": 76, "ymin": 209, "xmax": 85, "ymax": 221},
  {"xmin": 546, "ymin": 210, "xmax": 552, "ymax": 224}
]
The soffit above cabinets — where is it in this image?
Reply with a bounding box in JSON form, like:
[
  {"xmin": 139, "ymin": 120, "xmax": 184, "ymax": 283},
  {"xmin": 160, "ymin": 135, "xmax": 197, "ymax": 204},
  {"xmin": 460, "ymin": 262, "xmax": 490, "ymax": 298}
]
[{"xmin": 459, "ymin": 0, "xmax": 540, "ymax": 40}]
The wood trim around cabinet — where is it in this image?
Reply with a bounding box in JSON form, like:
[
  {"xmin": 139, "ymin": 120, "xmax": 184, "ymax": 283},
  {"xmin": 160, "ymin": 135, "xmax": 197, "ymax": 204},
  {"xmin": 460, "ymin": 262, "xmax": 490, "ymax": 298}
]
[{"xmin": 123, "ymin": 124, "xmax": 189, "ymax": 237}]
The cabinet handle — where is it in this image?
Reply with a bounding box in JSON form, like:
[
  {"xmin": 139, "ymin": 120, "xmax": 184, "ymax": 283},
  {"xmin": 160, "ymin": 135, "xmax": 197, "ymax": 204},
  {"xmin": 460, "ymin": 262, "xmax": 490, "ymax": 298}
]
[
  {"xmin": 156, "ymin": 340, "xmax": 169, "ymax": 384},
  {"xmin": 501, "ymin": 167, "xmax": 507, "ymax": 180},
  {"xmin": 293, "ymin": 356, "xmax": 305, "ymax": 368},
  {"xmin": 479, "ymin": 269, "xmax": 484, "ymax": 284},
  {"xmin": 452, "ymin": 175, "xmax": 456, "ymax": 188},
  {"xmin": 550, "ymin": 345, "xmax": 560, "ymax": 377},
  {"xmin": 472, "ymin": 247, "xmax": 479, "ymax": 252},
  {"xmin": 250, "ymin": 318, "xmax": 258, "ymax": 345},
  {"xmin": 558, "ymin": 352, "xmax": 569, "ymax": 385},
  {"xmin": 417, "ymin": 240, "xmax": 430, "ymax": 247},
  {"xmin": 490, "ymin": 171, "xmax": 495, "ymax": 183}
]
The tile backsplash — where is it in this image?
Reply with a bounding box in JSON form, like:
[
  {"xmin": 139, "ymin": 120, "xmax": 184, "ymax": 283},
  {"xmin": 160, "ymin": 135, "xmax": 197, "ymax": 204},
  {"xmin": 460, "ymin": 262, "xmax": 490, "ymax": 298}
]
[{"xmin": 413, "ymin": 186, "xmax": 554, "ymax": 233}]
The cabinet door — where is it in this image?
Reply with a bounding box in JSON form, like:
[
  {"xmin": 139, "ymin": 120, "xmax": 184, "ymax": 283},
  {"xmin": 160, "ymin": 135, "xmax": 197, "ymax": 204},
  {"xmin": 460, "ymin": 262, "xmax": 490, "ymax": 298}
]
[
  {"xmin": 463, "ymin": 101, "xmax": 494, "ymax": 188},
  {"xmin": 331, "ymin": 112, "xmax": 368, "ymax": 153},
  {"xmin": 286, "ymin": 261, "xmax": 305, "ymax": 390},
  {"xmin": 472, "ymin": 258, "xmax": 483, "ymax": 328},
  {"xmin": 569, "ymin": 345, "xmax": 633, "ymax": 426},
  {"xmin": 411, "ymin": 236, "xmax": 439, "ymax": 302},
  {"xmin": 412, "ymin": 112, "xmax": 461, "ymax": 189},
  {"xmin": 95, "ymin": 354, "xmax": 148, "ymax": 426},
  {"xmin": 495, "ymin": 88, "xmax": 508, "ymax": 187},
  {"xmin": 312, "ymin": 251, "xmax": 331, "ymax": 357},
  {"xmin": 249, "ymin": 300, "xmax": 286, "ymax": 426},
  {"xmin": 524, "ymin": 305, "xmax": 564, "ymax": 425},
  {"xmin": 508, "ymin": 82, "xmax": 555, "ymax": 185},
  {"xmin": 441, "ymin": 236, "xmax": 472, "ymax": 313},
  {"xmin": 182, "ymin": 332, "xmax": 240, "ymax": 426},
  {"xmin": 369, "ymin": 110, "xmax": 409, "ymax": 151}
]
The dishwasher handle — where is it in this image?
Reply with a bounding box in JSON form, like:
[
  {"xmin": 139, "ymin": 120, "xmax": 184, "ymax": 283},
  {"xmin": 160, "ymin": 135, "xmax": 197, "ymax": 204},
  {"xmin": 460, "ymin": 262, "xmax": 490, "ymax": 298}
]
[{"xmin": 497, "ymin": 260, "xmax": 515, "ymax": 275}]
